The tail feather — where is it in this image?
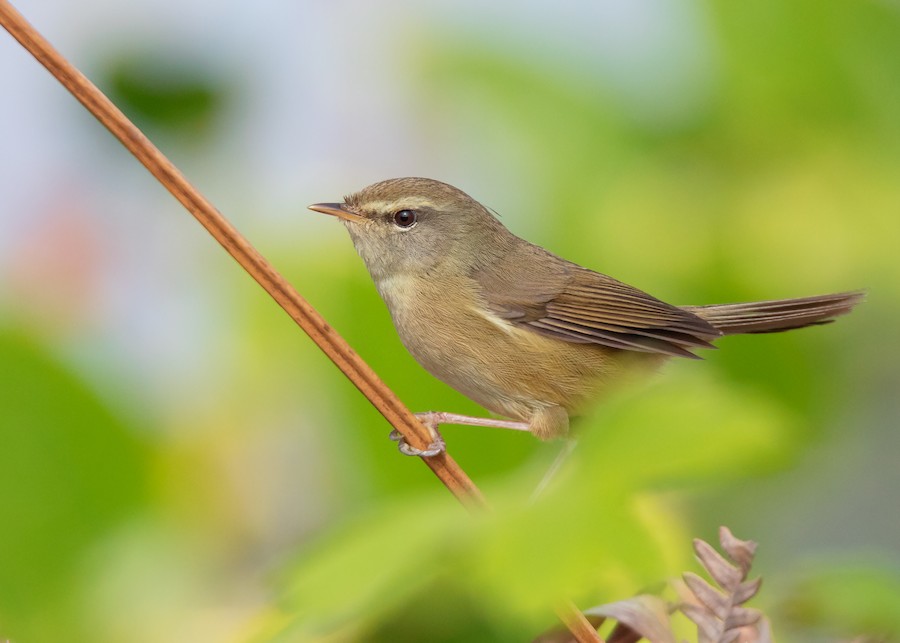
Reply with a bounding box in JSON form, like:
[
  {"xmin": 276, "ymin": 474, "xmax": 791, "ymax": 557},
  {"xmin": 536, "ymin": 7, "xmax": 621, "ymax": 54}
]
[{"xmin": 684, "ymin": 290, "xmax": 865, "ymax": 335}]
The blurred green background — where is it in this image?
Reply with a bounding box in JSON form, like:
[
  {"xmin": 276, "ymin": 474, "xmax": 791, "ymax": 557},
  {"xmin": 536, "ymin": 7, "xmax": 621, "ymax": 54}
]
[{"xmin": 1, "ymin": 1, "xmax": 898, "ymax": 641}]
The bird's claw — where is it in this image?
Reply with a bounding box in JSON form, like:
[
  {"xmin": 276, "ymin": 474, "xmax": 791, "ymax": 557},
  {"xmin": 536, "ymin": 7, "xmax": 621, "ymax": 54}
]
[{"xmin": 388, "ymin": 428, "xmax": 445, "ymax": 457}]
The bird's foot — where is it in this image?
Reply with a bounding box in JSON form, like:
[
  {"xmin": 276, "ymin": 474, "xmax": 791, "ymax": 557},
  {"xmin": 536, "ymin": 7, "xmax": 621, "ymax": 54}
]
[{"xmin": 388, "ymin": 424, "xmax": 445, "ymax": 457}]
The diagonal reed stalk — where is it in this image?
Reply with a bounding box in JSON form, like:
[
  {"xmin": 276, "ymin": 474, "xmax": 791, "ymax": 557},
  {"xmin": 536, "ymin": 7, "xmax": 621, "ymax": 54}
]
[{"xmin": 0, "ymin": 3, "xmax": 602, "ymax": 640}]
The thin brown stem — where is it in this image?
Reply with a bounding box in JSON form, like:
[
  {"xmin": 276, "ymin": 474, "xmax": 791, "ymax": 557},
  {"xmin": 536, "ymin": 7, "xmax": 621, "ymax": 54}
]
[
  {"xmin": 0, "ymin": 3, "xmax": 600, "ymax": 640},
  {"xmin": 557, "ymin": 602, "xmax": 607, "ymax": 643}
]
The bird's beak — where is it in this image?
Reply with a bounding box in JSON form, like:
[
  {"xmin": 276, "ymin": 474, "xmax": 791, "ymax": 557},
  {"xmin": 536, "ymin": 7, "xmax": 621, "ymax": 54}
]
[{"xmin": 308, "ymin": 202, "xmax": 365, "ymax": 223}]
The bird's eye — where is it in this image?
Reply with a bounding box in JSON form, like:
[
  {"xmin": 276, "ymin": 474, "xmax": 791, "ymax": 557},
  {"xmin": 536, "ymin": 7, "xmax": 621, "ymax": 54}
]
[{"xmin": 393, "ymin": 209, "xmax": 417, "ymax": 228}]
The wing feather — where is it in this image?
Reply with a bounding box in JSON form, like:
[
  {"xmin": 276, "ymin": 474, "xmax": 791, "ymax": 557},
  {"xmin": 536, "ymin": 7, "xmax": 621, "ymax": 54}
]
[{"xmin": 471, "ymin": 242, "xmax": 720, "ymax": 358}]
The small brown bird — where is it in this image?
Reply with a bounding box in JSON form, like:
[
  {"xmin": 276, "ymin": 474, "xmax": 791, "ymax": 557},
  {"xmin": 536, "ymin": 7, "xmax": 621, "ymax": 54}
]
[{"xmin": 310, "ymin": 178, "xmax": 862, "ymax": 455}]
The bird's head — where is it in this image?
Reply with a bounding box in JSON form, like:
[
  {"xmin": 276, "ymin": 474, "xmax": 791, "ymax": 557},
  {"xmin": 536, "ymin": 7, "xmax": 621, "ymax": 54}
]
[{"xmin": 309, "ymin": 177, "xmax": 510, "ymax": 280}]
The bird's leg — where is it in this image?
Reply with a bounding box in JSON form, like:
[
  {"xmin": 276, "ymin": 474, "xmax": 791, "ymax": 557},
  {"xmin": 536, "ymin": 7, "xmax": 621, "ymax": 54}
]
[
  {"xmin": 529, "ymin": 438, "xmax": 578, "ymax": 502},
  {"xmin": 388, "ymin": 412, "xmax": 530, "ymax": 457},
  {"xmin": 416, "ymin": 411, "xmax": 530, "ymax": 432}
]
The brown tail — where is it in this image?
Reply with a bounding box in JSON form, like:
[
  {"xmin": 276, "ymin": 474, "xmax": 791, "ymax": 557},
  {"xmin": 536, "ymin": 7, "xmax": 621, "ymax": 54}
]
[{"xmin": 684, "ymin": 290, "xmax": 865, "ymax": 335}]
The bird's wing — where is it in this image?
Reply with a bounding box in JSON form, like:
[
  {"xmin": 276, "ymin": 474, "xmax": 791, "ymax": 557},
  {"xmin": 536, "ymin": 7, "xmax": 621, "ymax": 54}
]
[{"xmin": 471, "ymin": 243, "xmax": 721, "ymax": 359}]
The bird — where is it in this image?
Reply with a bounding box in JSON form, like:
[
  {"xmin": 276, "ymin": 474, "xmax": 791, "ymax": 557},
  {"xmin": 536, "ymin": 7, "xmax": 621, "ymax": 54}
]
[{"xmin": 309, "ymin": 177, "xmax": 863, "ymax": 456}]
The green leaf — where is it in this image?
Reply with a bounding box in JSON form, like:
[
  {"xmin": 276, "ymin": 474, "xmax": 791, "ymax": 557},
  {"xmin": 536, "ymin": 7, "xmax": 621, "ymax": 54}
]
[
  {"xmin": 274, "ymin": 493, "xmax": 464, "ymax": 640},
  {"xmin": 574, "ymin": 370, "xmax": 799, "ymax": 491},
  {"xmin": 0, "ymin": 328, "xmax": 149, "ymax": 639},
  {"xmin": 100, "ymin": 49, "xmax": 230, "ymax": 139}
]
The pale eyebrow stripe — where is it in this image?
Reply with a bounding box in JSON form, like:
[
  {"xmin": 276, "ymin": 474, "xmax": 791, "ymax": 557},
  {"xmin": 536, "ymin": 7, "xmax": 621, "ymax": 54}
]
[{"xmin": 365, "ymin": 197, "xmax": 436, "ymax": 212}]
